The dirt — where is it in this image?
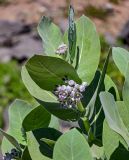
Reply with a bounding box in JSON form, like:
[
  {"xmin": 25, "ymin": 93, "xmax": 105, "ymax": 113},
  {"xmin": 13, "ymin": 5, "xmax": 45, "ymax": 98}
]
[{"xmin": 0, "ymin": 0, "xmax": 129, "ymax": 38}]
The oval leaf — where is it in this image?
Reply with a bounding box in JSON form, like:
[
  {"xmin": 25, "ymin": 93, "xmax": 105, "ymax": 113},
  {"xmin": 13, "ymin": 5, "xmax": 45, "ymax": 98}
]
[
  {"xmin": 21, "ymin": 66, "xmax": 57, "ymax": 103},
  {"xmin": 38, "ymin": 16, "xmax": 63, "ymax": 56},
  {"xmin": 27, "ymin": 131, "xmax": 51, "ymax": 160},
  {"xmin": 53, "ymin": 129, "xmax": 93, "ymax": 160},
  {"xmin": 113, "ymin": 47, "xmax": 129, "ymax": 76},
  {"xmin": 26, "ymin": 55, "xmax": 81, "ymax": 91},
  {"xmin": 22, "ymin": 106, "xmax": 51, "ymax": 132},
  {"xmin": 100, "ymin": 92, "xmax": 129, "ymax": 147},
  {"xmin": 76, "ymin": 15, "xmax": 100, "ymax": 82}
]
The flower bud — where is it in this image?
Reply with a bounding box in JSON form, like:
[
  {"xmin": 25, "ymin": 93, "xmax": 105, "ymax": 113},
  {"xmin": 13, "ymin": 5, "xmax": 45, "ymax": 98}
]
[{"xmin": 56, "ymin": 43, "xmax": 68, "ymax": 55}]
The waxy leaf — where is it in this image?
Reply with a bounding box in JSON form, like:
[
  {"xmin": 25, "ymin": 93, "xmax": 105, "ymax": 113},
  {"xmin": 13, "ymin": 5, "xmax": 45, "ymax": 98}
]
[
  {"xmin": 103, "ymin": 101, "xmax": 129, "ymax": 159},
  {"xmin": 53, "ymin": 129, "xmax": 93, "ymax": 160},
  {"xmin": 37, "ymin": 100, "xmax": 82, "ymax": 121},
  {"xmin": 103, "ymin": 120, "xmax": 128, "ymax": 160},
  {"xmin": 22, "ymin": 66, "xmax": 57, "ymax": 103},
  {"xmin": 122, "ymin": 63, "xmax": 129, "ymax": 108},
  {"xmin": 27, "ymin": 132, "xmax": 51, "ymax": 160},
  {"xmin": 22, "ymin": 105, "xmax": 51, "ymax": 132},
  {"xmin": 27, "ymin": 128, "xmax": 62, "ymax": 159},
  {"xmin": 38, "ymin": 16, "xmax": 63, "ymax": 56},
  {"xmin": 22, "ymin": 63, "xmax": 81, "ymax": 121},
  {"xmin": 26, "ymin": 55, "xmax": 81, "ymax": 91},
  {"xmin": 100, "ymin": 92, "xmax": 129, "ymax": 147},
  {"xmin": 113, "ymin": 47, "xmax": 129, "ymax": 76},
  {"xmin": 1, "ymin": 100, "xmax": 33, "ymax": 154},
  {"xmin": 76, "ymin": 15, "xmax": 100, "ymax": 82}
]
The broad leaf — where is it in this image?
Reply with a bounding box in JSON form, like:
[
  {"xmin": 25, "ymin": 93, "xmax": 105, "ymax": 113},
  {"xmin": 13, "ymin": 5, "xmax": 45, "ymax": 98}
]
[
  {"xmin": 27, "ymin": 128, "xmax": 61, "ymax": 159},
  {"xmin": 49, "ymin": 116, "xmax": 60, "ymax": 130},
  {"xmin": 23, "ymin": 56, "xmax": 82, "ymax": 121},
  {"xmin": 21, "ymin": 66, "xmax": 57, "ymax": 103},
  {"xmin": 38, "ymin": 16, "xmax": 63, "ymax": 56},
  {"xmin": 76, "ymin": 15, "xmax": 100, "ymax": 82},
  {"xmin": 22, "ymin": 106, "xmax": 51, "ymax": 132},
  {"xmin": 53, "ymin": 129, "xmax": 93, "ymax": 160},
  {"xmin": 100, "ymin": 92, "xmax": 129, "ymax": 147},
  {"xmin": 27, "ymin": 131, "xmax": 51, "ymax": 160},
  {"xmin": 37, "ymin": 100, "xmax": 82, "ymax": 121},
  {"xmin": 1, "ymin": 100, "xmax": 33, "ymax": 154},
  {"xmin": 103, "ymin": 121, "xmax": 128, "ymax": 160},
  {"xmin": 103, "ymin": 101, "xmax": 129, "ymax": 159},
  {"xmin": 112, "ymin": 47, "xmax": 129, "ymax": 76},
  {"xmin": 123, "ymin": 63, "xmax": 129, "ymax": 107},
  {"xmin": 26, "ymin": 55, "xmax": 81, "ymax": 91}
]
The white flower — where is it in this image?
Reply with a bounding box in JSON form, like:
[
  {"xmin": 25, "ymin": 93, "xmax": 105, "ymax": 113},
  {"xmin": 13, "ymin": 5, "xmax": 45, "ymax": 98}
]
[
  {"xmin": 54, "ymin": 80, "xmax": 88, "ymax": 108},
  {"xmin": 56, "ymin": 43, "xmax": 68, "ymax": 55}
]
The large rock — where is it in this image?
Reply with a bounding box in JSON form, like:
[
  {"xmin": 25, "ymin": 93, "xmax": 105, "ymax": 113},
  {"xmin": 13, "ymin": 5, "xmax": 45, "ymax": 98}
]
[{"xmin": 0, "ymin": 20, "xmax": 32, "ymax": 47}]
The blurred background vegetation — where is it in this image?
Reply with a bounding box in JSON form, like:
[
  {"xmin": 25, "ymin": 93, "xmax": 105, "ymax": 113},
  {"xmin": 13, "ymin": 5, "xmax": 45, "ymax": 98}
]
[{"xmin": 0, "ymin": 0, "xmax": 128, "ymax": 129}]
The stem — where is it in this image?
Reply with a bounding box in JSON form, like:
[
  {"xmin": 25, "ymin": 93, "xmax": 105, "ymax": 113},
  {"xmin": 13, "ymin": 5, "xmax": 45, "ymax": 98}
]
[
  {"xmin": 81, "ymin": 116, "xmax": 95, "ymax": 143},
  {"xmin": 77, "ymin": 102, "xmax": 95, "ymax": 143},
  {"xmin": 81, "ymin": 117, "xmax": 90, "ymax": 133},
  {"xmin": 77, "ymin": 101, "xmax": 85, "ymax": 113}
]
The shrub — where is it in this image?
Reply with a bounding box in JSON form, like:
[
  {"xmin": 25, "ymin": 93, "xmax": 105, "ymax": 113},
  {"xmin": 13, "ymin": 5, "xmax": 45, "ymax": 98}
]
[{"xmin": 1, "ymin": 6, "xmax": 129, "ymax": 160}]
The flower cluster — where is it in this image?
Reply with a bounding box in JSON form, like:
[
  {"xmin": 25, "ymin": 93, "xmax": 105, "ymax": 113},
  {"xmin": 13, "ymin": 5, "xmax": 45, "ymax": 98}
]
[
  {"xmin": 3, "ymin": 149, "xmax": 21, "ymax": 160},
  {"xmin": 55, "ymin": 43, "xmax": 68, "ymax": 55},
  {"xmin": 54, "ymin": 80, "xmax": 88, "ymax": 108}
]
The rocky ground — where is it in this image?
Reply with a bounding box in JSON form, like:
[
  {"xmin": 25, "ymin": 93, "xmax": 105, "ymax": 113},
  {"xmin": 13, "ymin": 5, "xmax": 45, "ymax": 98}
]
[{"xmin": 0, "ymin": 0, "xmax": 129, "ymax": 62}]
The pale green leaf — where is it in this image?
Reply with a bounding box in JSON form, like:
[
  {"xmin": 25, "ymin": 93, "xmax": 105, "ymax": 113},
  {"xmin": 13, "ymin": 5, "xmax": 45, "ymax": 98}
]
[
  {"xmin": 53, "ymin": 129, "xmax": 93, "ymax": 160},
  {"xmin": 38, "ymin": 16, "xmax": 63, "ymax": 56}
]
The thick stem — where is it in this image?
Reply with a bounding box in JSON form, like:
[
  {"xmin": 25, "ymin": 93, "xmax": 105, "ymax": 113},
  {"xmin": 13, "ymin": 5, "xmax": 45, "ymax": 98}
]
[
  {"xmin": 77, "ymin": 101, "xmax": 85, "ymax": 113},
  {"xmin": 81, "ymin": 117, "xmax": 90, "ymax": 133},
  {"xmin": 81, "ymin": 116, "xmax": 95, "ymax": 143}
]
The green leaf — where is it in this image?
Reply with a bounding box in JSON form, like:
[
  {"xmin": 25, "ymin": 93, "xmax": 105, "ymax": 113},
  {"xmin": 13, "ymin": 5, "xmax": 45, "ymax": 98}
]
[
  {"xmin": 40, "ymin": 138, "xmax": 55, "ymax": 147},
  {"xmin": 112, "ymin": 47, "xmax": 129, "ymax": 76},
  {"xmin": 22, "ymin": 106, "xmax": 51, "ymax": 132},
  {"xmin": 68, "ymin": 5, "xmax": 76, "ymax": 63},
  {"xmin": 26, "ymin": 55, "xmax": 81, "ymax": 91},
  {"xmin": 53, "ymin": 129, "xmax": 93, "ymax": 160},
  {"xmin": 76, "ymin": 15, "xmax": 100, "ymax": 82},
  {"xmin": 22, "ymin": 147, "xmax": 32, "ymax": 160},
  {"xmin": 21, "ymin": 66, "xmax": 57, "ymax": 103},
  {"xmin": 23, "ymin": 55, "xmax": 82, "ymax": 121},
  {"xmin": 86, "ymin": 50, "xmax": 111, "ymax": 143},
  {"xmin": 81, "ymin": 70, "xmax": 100, "ymax": 108},
  {"xmin": 104, "ymin": 74, "xmax": 120, "ymax": 100},
  {"xmin": 100, "ymin": 92, "xmax": 129, "ymax": 147},
  {"xmin": 103, "ymin": 120, "xmax": 128, "ymax": 160},
  {"xmin": 27, "ymin": 128, "xmax": 61, "ymax": 159},
  {"xmin": 123, "ymin": 63, "xmax": 129, "ymax": 108},
  {"xmin": 49, "ymin": 116, "xmax": 60, "ymax": 130},
  {"xmin": 90, "ymin": 144, "xmax": 104, "ymax": 159},
  {"xmin": 87, "ymin": 49, "xmax": 111, "ymax": 120},
  {"xmin": 27, "ymin": 131, "xmax": 51, "ymax": 160},
  {"xmin": 38, "ymin": 16, "xmax": 63, "ymax": 56},
  {"xmin": 1, "ymin": 100, "xmax": 33, "ymax": 154},
  {"xmin": 0, "ymin": 129, "xmax": 21, "ymax": 151},
  {"xmin": 37, "ymin": 100, "xmax": 82, "ymax": 121}
]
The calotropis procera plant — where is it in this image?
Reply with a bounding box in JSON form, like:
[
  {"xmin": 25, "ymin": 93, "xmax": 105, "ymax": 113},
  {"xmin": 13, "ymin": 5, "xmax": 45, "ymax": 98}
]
[{"xmin": 1, "ymin": 6, "xmax": 129, "ymax": 160}]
